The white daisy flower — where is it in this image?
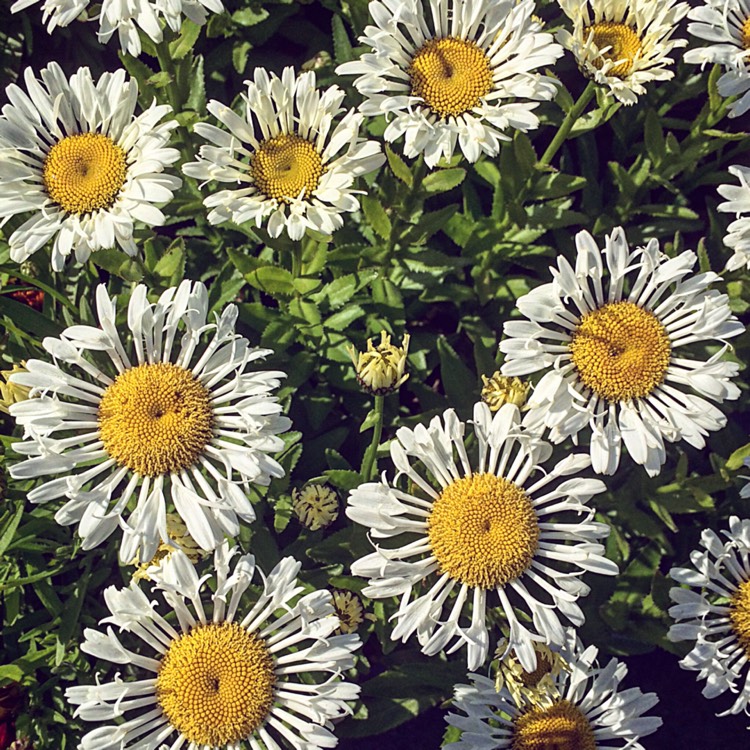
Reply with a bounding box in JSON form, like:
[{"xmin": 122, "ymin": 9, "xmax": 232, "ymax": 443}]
[
  {"xmin": 445, "ymin": 630, "xmax": 662, "ymax": 750},
  {"xmin": 183, "ymin": 66, "xmax": 384, "ymax": 241},
  {"xmin": 718, "ymin": 165, "xmax": 750, "ymax": 272},
  {"xmin": 685, "ymin": 0, "xmax": 750, "ymax": 118},
  {"xmin": 557, "ymin": 0, "xmax": 690, "ymax": 105},
  {"xmin": 10, "ymin": 0, "xmax": 224, "ymax": 56},
  {"xmin": 0, "ymin": 63, "xmax": 181, "ymax": 271},
  {"xmin": 9, "ymin": 0, "xmax": 87, "ymax": 32},
  {"xmin": 335, "ymin": 0, "xmax": 563, "ymax": 168},
  {"xmin": 66, "ymin": 542, "xmax": 361, "ymax": 750},
  {"xmin": 500, "ymin": 227, "xmax": 743, "ymax": 477},
  {"xmin": 8, "ymin": 281, "xmax": 291, "ymax": 563},
  {"xmin": 346, "ymin": 402, "xmax": 617, "ymax": 672},
  {"xmin": 668, "ymin": 516, "xmax": 750, "ymax": 719}
]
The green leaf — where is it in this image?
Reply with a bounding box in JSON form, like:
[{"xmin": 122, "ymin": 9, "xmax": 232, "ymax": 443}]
[
  {"xmin": 233, "ymin": 41, "xmax": 253, "ymax": 74},
  {"xmin": 422, "ymin": 168, "xmax": 466, "ymax": 194},
  {"xmin": 361, "ymin": 195, "xmax": 392, "ymax": 240},
  {"xmin": 726, "ymin": 442, "xmax": 750, "ymax": 471},
  {"xmin": 232, "ymin": 7, "xmax": 270, "ymax": 25},
  {"xmin": 332, "ymin": 14, "xmax": 354, "ymax": 64},
  {"xmin": 245, "ymin": 266, "xmax": 297, "ymax": 296},
  {"xmin": 0, "ymin": 295, "xmax": 63, "ymax": 338},
  {"xmin": 644, "ymin": 109, "xmax": 665, "ymax": 164},
  {"xmin": 315, "ymin": 269, "xmax": 379, "ymax": 309},
  {"xmin": 324, "ymin": 469, "xmax": 364, "ymax": 491},
  {"xmin": 437, "ymin": 336, "xmax": 476, "ymax": 412},
  {"xmin": 386, "ymin": 144, "xmax": 413, "ymax": 187},
  {"xmin": 169, "ymin": 19, "xmax": 201, "ymax": 60},
  {"xmin": 153, "ymin": 240, "xmax": 185, "ymax": 285},
  {"xmin": 186, "ymin": 55, "xmax": 206, "ymax": 112},
  {"xmin": 273, "ymin": 494, "xmax": 293, "ymax": 533},
  {"xmin": 0, "ymin": 503, "xmax": 24, "ymax": 557}
]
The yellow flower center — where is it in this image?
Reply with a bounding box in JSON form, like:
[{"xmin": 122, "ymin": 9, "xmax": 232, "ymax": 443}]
[
  {"xmin": 156, "ymin": 622, "xmax": 276, "ymax": 747},
  {"xmin": 409, "ymin": 36, "xmax": 494, "ymax": 118},
  {"xmin": 42, "ymin": 133, "xmax": 127, "ymax": 215},
  {"xmin": 730, "ymin": 579, "xmax": 750, "ymax": 654},
  {"xmin": 512, "ymin": 700, "xmax": 596, "ymax": 750},
  {"xmin": 98, "ymin": 362, "xmax": 214, "ymax": 477},
  {"xmin": 427, "ymin": 473, "xmax": 539, "ymax": 589},
  {"xmin": 742, "ymin": 16, "xmax": 750, "ymax": 49},
  {"xmin": 568, "ymin": 301, "xmax": 671, "ymax": 402},
  {"xmin": 250, "ymin": 134, "xmax": 323, "ymax": 202},
  {"xmin": 584, "ymin": 22, "xmax": 642, "ymax": 78}
]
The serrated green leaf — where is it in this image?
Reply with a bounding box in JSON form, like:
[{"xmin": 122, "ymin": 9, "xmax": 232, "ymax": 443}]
[
  {"xmin": 233, "ymin": 41, "xmax": 253, "ymax": 74},
  {"xmin": 361, "ymin": 195, "xmax": 392, "ymax": 240},
  {"xmin": 422, "ymin": 168, "xmax": 466, "ymax": 194},
  {"xmin": 169, "ymin": 19, "xmax": 201, "ymax": 60},
  {"xmin": 245, "ymin": 266, "xmax": 296, "ymax": 296},
  {"xmin": 232, "ymin": 7, "xmax": 270, "ymax": 25},
  {"xmin": 324, "ymin": 469, "xmax": 363, "ymax": 491},
  {"xmin": 386, "ymin": 144, "xmax": 413, "ymax": 187},
  {"xmin": 332, "ymin": 14, "xmax": 354, "ymax": 64}
]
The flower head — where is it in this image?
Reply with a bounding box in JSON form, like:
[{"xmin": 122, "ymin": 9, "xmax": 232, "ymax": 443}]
[
  {"xmin": 332, "ymin": 590, "xmax": 367, "ymax": 634},
  {"xmin": 718, "ymin": 164, "xmax": 750, "ymax": 272},
  {"xmin": 183, "ymin": 67, "xmax": 384, "ymax": 240},
  {"xmin": 9, "ymin": 281, "xmax": 290, "ymax": 562},
  {"xmin": 66, "ymin": 543, "xmax": 361, "ymax": 749},
  {"xmin": 558, "ymin": 0, "xmax": 690, "ymax": 105},
  {"xmin": 481, "ymin": 373, "xmax": 530, "ymax": 411},
  {"xmin": 500, "ymin": 227, "xmax": 743, "ymax": 476},
  {"xmin": 347, "ymin": 402, "xmax": 617, "ymax": 671},
  {"xmin": 669, "ymin": 516, "xmax": 750, "ymax": 719},
  {"xmin": 292, "ymin": 484, "xmax": 339, "ymax": 531},
  {"xmin": 348, "ymin": 331, "xmax": 410, "ymax": 395},
  {"xmin": 336, "ymin": 0, "xmax": 563, "ymax": 167},
  {"xmin": 446, "ymin": 630, "xmax": 662, "ymax": 750},
  {"xmin": 0, "ymin": 364, "xmax": 31, "ymax": 415},
  {"xmin": 0, "ymin": 64, "xmax": 180, "ymax": 270},
  {"xmin": 685, "ymin": 0, "xmax": 750, "ymax": 117},
  {"xmin": 494, "ymin": 639, "xmax": 568, "ymax": 707},
  {"xmin": 11, "ymin": 0, "xmax": 224, "ymax": 56}
]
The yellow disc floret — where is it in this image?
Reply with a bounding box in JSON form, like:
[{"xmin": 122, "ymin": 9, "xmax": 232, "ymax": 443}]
[
  {"xmin": 98, "ymin": 362, "xmax": 214, "ymax": 477},
  {"xmin": 428, "ymin": 473, "xmax": 539, "ymax": 589},
  {"xmin": 584, "ymin": 22, "xmax": 642, "ymax": 78},
  {"xmin": 251, "ymin": 134, "xmax": 323, "ymax": 202},
  {"xmin": 409, "ymin": 36, "xmax": 494, "ymax": 118},
  {"xmin": 43, "ymin": 133, "xmax": 127, "ymax": 215},
  {"xmin": 156, "ymin": 621, "xmax": 276, "ymax": 746},
  {"xmin": 569, "ymin": 300, "xmax": 671, "ymax": 402},
  {"xmin": 512, "ymin": 699, "xmax": 597, "ymax": 750},
  {"xmin": 741, "ymin": 16, "xmax": 750, "ymax": 49},
  {"xmin": 730, "ymin": 579, "xmax": 750, "ymax": 655}
]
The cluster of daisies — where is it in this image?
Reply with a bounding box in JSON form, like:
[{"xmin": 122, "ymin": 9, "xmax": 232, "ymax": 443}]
[{"xmin": 1, "ymin": 0, "xmax": 750, "ymax": 748}]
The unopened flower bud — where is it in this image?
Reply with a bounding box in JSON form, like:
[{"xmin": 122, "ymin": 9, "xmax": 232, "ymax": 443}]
[
  {"xmin": 481, "ymin": 373, "xmax": 529, "ymax": 411},
  {"xmin": 348, "ymin": 331, "xmax": 410, "ymax": 395},
  {"xmin": 292, "ymin": 484, "xmax": 339, "ymax": 531}
]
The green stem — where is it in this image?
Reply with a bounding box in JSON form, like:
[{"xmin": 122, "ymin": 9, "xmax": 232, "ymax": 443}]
[
  {"xmin": 291, "ymin": 241, "xmax": 303, "ymax": 279},
  {"xmin": 539, "ymin": 82, "xmax": 597, "ymax": 167},
  {"xmin": 361, "ymin": 394, "xmax": 385, "ymax": 481}
]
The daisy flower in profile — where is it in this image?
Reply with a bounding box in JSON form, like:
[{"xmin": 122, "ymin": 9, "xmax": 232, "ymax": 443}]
[
  {"xmin": 0, "ymin": 63, "xmax": 180, "ymax": 271},
  {"xmin": 9, "ymin": 281, "xmax": 290, "ymax": 563},
  {"xmin": 445, "ymin": 630, "xmax": 662, "ymax": 750},
  {"xmin": 668, "ymin": 516, "xmax": 750, "ymax": 719},
  {"xmin": 557, "ymin": 0, "xmax": 690, "ymax": 105},
  {"xmin": 9, "ymin": 0, "xmax": 87, "ymax": 32},
  {"xmin": 183, "ymin": 67, "xmax": 384, "ymax": 241},
  {"xmin": 335, "ymin": 0, "xmax": 563, "ymax": 168},
  {"xmin": 66, "ymin": 542, "xmax": 361, "ymax": 750},
  {"xmin": 685, "ymin": 0, "xmax": 750, "ymax": 117},
  {"xmin": 11, "ymin": 0, "xmax": 224, "ymax": 56},
  {"xmin": 346, "ymin": 402, "xmax": 617, "ymax": 672},
  {"xmin": 500, "ymin": 227, "xmax": 743, "ymax": 477},
  {"xmin": 718, "ymin": 165, "xmax": 750, "ymax": 271}
]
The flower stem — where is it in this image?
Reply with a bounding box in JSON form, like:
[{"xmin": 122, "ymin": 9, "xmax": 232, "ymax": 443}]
[
  {"xmin": 361, "ymin": 394, "xmax": 385, "ymax": 481},
  {"xmin": 539, "ymin": 81, "xmax": 597, "ymax": 167}
]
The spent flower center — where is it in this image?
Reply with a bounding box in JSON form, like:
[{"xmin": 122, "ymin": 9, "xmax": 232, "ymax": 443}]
[
  {"xmin": 98, "ymin": 362, "xmax": 214, "ymax": 477},
  {"xmin": 409, "ymin": 36, "xmax": 493, "ymax": 118},
  {"xmin": 511, "ymin": 699, "xmax": 597, "ymax": 750},
  {"xmin": 584, "ymin": 22, "xmax": 642, "ymax": 78},
  {"xmin": 569, "ymin": 300, "xmax": 671, "ymax": 402},
  {"xmin": 251, "ymin": 134, "xmax": 323, "ymax": 202},
  {"xmin": 43, "ymin": 133, "xmax": 127, "ymax": 215},
  {"xmin": 428, "ymin": 473, "xmax": 539, "ymax": 589},
  {"xmin": 156, "ymin": 621, "xmax": 276, "ymax": 746},
  {"xmin": 730, "ymin": 578, "xmax": 750, "ymax": 655}
]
